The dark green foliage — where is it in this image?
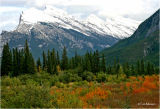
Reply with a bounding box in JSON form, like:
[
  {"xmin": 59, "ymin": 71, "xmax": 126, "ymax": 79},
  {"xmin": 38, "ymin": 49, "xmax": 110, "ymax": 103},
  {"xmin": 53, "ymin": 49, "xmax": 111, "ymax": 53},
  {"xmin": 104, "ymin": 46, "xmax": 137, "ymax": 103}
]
[
  {"xmin": 47, "ymin": 50, "xmax": 52, "ymax": 74},
  {"xmin": 23, "ymin": 40, "xmax": 36, "ymax": 74},
  {"xmin": 101, "ymin": 10, "xmax": 159, "ymax": 66},
  {"xmin": 59, "ymin": 71, "xmax": 82, "ymax": 83},
  {"xmin": 36, "ymin": 57, "xmax": 42, "ymax": 72},
  {"xmin": 1, "ymin": 40, "xmax": 158, "ymax": 78},
  {"xmin": 81, "ymin": 71, "xmax": 95, "ymax": 82},
  {"xmin": 1, "ymin": 43, "xmax": 12, "ymax": 76},
  {"xmin": 61, "ymin": 46, "xmax": 68, "ymax": 70},
  {"xmin": 56, "ymin": 51, "xmax": 60, "ymax": 65},
  {"xmin": 96, "ymin": 72, "xmax": 107, "ymax": 82},
  {"xmin": 101, "ymin": 54, "xmax": 106, "ymax": 72},
  {"xmin": 140, "ymin": 59, "xmax": 145, "ymax": 75},
  {"xmin": 42, "ymin": 51, "xmax": 47, "ymax": 71}
]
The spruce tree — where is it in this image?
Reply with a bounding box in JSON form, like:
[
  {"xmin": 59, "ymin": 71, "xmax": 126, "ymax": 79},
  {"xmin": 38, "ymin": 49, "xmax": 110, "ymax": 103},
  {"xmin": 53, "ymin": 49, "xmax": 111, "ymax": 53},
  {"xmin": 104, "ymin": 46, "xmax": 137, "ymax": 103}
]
[
  {"xmin": 1, "ymin": 43, "xmax": 12, "ymax": 76},
  {"xmin": 61, "ymin": 46, "xmax": 68, "ymax": 70},
  {"xmin": 37, "ymin": 57, "xmax": 42, "ymax": 72},
  {"xmin": 101, "ymin": 54, "xmax": 106, "ymax": 72},
  {"xmin": 19, "ymin": 49, "xmax": 24, "ymax": 74},
  {"xmin": 23, "ymin": 40, "xmax": 35, "ymax": 74},
  {"xmin": 93, "ymin": 50, "xmax": 100, "ymax": 73},
  {"xmin": 140, "ymin": 59, "xmax": 145, "ymax": 75},
  {"xmin": 51, "ymin": 49, "xmax": 56, "ymax": 73},
  {"xmin": 146, "ymin": 61, "xmax": 151, "ymax": 75},
  {"xmin": 56, "ymin": 51, "xmax": 60, "ymax": 65},
  {"xmin": 42, "ymin": 51, "xmax": 47, "ymax": 71},
  {"xmin": 84, "ymin": 52, "xmax": 91, "ymax": 71},
  {"xmin": 47, "ymin": 50, "xmax": 52, "ymax": 73},
  {"xmin": 136, "ymin": 60, "xmax": 140, "ymax": 75},
  {"xmin": 12, "ymin": 48, "xmax": 19, "ymax": 76}
]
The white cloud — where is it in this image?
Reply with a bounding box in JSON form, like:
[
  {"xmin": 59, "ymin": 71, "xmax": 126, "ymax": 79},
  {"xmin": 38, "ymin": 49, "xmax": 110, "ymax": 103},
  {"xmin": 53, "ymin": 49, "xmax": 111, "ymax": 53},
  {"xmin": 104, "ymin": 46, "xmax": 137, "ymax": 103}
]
[{"xmin": 0, "ymin": 0, "xmax": 159, "ymax": 32}]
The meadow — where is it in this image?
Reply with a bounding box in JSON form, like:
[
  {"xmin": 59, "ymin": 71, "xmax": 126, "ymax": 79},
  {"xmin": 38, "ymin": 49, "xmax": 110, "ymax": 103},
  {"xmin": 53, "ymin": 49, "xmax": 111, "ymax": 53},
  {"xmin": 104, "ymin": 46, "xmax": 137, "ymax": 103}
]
[{"xmin": 1, "ymin": 71, "xmax": 159, "ymax": 108}]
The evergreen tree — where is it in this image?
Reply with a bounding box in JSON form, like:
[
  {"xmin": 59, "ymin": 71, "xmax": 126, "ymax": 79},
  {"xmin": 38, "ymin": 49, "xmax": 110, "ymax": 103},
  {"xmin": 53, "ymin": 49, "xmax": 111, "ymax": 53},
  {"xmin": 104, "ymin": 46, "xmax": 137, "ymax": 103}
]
[
  {"xmin": 51, "ymin": 49, "xmax": 56, "ymax": 73},
  {"xmin": 136, "ymin": 60, "xmax": 141, "ymax": 75},
  {"xmin": 47, "ymin": 50, "xmax": 52, "ymax": 73},
  {"xmin": 56, "ymin": 51, "xmax": 60, "ymax": 65},
  {"xmin": 61, "ymin": 46, "xmax": 68, "ymax": 70},
  {"xmin": 123, "ymin": 62, "xmax": 130, "ymax": 78},
  {"xmin": 140, "ymin": 59, "xmax": 145, "ymax": 75},
  {"xmin": 12, "ymin": 48, "xmax": 19, "ymax": 76},
  {"xmin": 101, "ymin": 54, "xmax": 106, "ymax": 72},
  {"xmin": 116, "ymin": 64, "xmax": 120, "ymax": 78},
  {"xmin": 42, "ymin": 51, "xmax": 47, "ymax": 71},
  {"xmin": 131, "ymin": 65, "xmax": 136, "ymax": 76},
  {"xmin": 150, "ymin": 64, "xmax": 155, "ymax": 74},
  {"xmin": 1, "ymin": 43, "xmax": 12, "ymax": 76},
  {"xmin": 19, "ymin": 49, "xmax": 24, "ymax": 74},
  {"xmin": 84, "ymin": 52, "xmax": 91, "ymax": 71},
  {"xmin": 93, "ymin": 50, "xmax": 100, "ymax": 73},
  {"xmin": 23, "ymin": 40, "xmax": 35, "ymax": 74},
  {"xmin": 36, "ymin": 57, "xmax": 42, "ymax": 72},
  {"xmin": 146, "ymin": 61, "xmax": 151, "ymax": 75},
  {"xmin": 106, "ymin": 65, "xmax": 112, "ymax": 74}
]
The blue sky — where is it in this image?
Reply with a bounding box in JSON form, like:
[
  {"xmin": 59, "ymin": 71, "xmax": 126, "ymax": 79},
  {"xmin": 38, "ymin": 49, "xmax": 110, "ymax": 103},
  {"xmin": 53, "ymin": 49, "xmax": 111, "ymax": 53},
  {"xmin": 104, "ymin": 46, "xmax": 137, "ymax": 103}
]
[{"xmin": 0, "ymin": 0, "xmax": 159, "ymax": 32}]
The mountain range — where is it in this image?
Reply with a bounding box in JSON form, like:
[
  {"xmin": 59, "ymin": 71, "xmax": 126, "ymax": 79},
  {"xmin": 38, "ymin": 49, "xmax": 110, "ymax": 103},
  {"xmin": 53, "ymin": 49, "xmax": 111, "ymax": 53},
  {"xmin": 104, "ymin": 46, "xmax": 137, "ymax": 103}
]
[
  {"xmin": 0, "ymin": 5, "xmax": 139, "ymax": 58},
  {"xmin": 101, "ymin": 9, "xmax": 159, "ymax": 65}
]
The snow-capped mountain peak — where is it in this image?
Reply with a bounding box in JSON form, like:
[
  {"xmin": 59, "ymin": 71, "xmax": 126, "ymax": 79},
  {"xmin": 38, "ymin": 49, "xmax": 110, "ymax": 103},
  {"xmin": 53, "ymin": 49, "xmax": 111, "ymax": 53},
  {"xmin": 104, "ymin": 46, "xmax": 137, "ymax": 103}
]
[
  {"xmin": 18, "ymin": 5, "xmax": 140, "ymax": 39},
  {"xmin": 86, "ymin": 14, "xmax": 104, "ymax": 25}
]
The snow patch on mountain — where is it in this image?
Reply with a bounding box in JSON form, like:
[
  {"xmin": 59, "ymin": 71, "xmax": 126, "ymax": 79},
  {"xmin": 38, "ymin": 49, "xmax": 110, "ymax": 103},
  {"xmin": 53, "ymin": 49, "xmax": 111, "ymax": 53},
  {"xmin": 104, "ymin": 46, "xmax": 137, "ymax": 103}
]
[{"xmin": 18, "ymin": 5, "xmax": 140, "ymax": 39}]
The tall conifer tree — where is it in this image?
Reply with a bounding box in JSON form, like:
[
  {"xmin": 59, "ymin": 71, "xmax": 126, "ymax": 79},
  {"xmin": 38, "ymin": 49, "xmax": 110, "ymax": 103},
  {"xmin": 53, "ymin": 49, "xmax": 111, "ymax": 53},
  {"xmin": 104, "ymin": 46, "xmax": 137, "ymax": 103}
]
[{"xmin": 1, "ymin": 43, "xmax": 12, "ymax": 76}]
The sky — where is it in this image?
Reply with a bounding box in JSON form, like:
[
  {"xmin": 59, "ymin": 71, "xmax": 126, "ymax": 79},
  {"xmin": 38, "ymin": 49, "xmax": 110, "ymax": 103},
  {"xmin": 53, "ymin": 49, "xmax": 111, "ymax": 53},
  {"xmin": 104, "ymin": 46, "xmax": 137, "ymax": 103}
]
[{"xmin": 0, "ymin": 0, "xmax": 159, "ymax": 32}]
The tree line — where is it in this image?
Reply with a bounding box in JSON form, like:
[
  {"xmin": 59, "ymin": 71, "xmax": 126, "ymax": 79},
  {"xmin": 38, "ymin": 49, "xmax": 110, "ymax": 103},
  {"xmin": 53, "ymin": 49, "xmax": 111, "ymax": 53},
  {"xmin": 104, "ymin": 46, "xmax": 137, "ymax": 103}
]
[{"xmin": 1, "ymin": 40, "xmax": 158, "ymax": 77}]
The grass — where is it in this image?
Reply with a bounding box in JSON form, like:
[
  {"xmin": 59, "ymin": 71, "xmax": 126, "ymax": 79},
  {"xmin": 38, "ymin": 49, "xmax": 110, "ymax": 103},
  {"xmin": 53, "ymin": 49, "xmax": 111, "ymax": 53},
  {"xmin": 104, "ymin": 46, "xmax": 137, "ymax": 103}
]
[{"xmin": 1, "ymin": 72, "xmax": 159, "ymax": 108}]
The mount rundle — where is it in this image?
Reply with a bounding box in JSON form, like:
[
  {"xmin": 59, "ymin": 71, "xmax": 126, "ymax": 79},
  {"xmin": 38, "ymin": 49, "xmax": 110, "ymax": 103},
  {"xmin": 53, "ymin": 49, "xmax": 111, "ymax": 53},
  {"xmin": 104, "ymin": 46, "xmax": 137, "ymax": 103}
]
[{"xmin": 1, "ymin": 5, "xmax": 140, "ymax": 58}]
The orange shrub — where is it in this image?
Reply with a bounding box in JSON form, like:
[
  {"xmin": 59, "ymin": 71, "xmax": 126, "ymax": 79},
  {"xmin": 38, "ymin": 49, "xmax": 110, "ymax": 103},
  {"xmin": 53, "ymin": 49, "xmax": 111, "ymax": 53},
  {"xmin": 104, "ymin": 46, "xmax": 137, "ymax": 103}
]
[
  {"xmin": 129, "ymin": 76, "xmax": 137, "ymax": 81},
  {"xmin": 143, "ymin": 80, "xmax": 157, "ymax": 89},
  {"xmin": 133, "ymin": 87, "xmax": 150, "ymax": 94},
  {"xmin": 137, "ymin": 76, "xmax": 144, "ymax": 81}
]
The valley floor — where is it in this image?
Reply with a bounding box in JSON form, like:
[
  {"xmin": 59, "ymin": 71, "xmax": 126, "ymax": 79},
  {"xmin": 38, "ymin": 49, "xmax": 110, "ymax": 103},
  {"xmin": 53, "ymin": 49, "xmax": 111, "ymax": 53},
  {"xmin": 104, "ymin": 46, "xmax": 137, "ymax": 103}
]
[{"xmin": 1, "ymin": 73, "xmax": 159, "ymax": 108}]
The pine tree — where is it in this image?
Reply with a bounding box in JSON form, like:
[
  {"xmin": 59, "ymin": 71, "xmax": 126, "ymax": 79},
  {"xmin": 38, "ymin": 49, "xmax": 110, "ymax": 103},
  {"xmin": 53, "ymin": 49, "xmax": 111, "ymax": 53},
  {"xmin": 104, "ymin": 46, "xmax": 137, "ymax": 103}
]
[
  {"xmin": 12, "ymin": 48, "xmax": 19, "ymax": 76},
  {"xmin": 56, "ymin": 51, "xmax": 60, "ymax": 65},
  {"xmin": 136, "ymin": 60, "xmax": 140, "ymax": 75},
  {"xmin": 140, "ymin": 59, "xmax": 145, "ymax": 75},
  {"xmin": 23, "ymin": 40, "xmax": 35, "ymax": 74},
  {"xmin": 19, "ymin": 49, "xmax": 24, "ymax": 74},
  {"xmin": 36, "ymin": 57, "xmax": 42, "ymax": 72},
  {"xmin": 93, "ymin": 50, "xmax": 100, "ymax": 73},
  {"xmin": 123, "ymin": 62, "xmax": 130, "ymax": 78},
  {"xmin": 61, "ymin": 46, "xmax": 68, "ymax": 70},
  {"xmin": 84, "ymin": 52, "xmax": 91, "ymax": 71},
  {"xmin": 146, "ymin": 61, "xmax": 151, "ymax": 75},
  {"xmin": 47, "ymin": 50, "xmax": 52, "ymax": 73},
  {"xmin": 42, "ymin": 51, "xmax": 47, "ymax": 71},
  {"xmin": 101, "ymin": 54, "xmax": 106, "ymax": 72},
  {"xmin": 116, "ymin": 64, "xmax": 120, "ymax": 78},
  {"xmin": 1, "ymin": 43, "xmax": 12, "ymax": 76},
  {"xmin": 51, "ymin": 49, "xmax": 56, "ymax": 73}
]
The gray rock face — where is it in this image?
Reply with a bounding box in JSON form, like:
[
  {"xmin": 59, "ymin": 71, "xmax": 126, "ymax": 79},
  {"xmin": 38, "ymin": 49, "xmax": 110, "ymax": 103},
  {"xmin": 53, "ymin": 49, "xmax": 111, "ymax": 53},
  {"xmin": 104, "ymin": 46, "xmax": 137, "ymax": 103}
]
[
  {"xmin": 0, "ymin": 6, "xmax": 139, "ymax": 58},
  {"xmin": 1, "ymin": 22, "xmax": 118, "ymax": 59}
]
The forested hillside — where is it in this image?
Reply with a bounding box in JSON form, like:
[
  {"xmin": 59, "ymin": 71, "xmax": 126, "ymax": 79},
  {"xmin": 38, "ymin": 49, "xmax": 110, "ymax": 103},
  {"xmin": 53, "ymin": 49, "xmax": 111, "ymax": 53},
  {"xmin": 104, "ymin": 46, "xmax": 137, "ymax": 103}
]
[{"xmin": 101, "ymin": 9, "xmax": 159, "ymax": 65}]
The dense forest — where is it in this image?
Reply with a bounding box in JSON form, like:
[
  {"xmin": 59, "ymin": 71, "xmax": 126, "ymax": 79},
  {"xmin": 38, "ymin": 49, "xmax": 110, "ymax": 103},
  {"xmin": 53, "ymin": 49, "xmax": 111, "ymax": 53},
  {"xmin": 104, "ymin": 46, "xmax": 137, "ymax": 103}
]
[
  {"xmin": 1, "ymin": 40, "xmax": 159, "ymax": 78},
  {"xmin": 1, "ymin": 40, "xmax": 159, "ymax": 108}
]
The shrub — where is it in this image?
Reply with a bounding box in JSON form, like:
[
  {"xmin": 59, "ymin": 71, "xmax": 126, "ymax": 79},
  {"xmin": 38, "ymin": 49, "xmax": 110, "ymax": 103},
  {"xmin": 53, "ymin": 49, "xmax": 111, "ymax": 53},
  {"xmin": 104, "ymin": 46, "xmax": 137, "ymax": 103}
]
[
  {"xmin": 59, "ymin": 71, "xmax": 82, "ymax": 83},
  {"xmin": 81, "ymin": 71, "xmax": 95, "ymax": 82},
  {"xmin": 2, "ymin": 76, "xmax": 21, "ymax": 86},
  {"xmin": 96, "ymin": 72, "xmax": 107, "ymax": 82}
]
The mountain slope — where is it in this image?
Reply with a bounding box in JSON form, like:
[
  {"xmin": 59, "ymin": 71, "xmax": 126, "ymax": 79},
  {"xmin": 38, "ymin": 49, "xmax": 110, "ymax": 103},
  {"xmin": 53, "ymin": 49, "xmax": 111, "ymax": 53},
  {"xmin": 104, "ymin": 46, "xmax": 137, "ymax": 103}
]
[
  {"xmin": 1, "ymin": 6, "xmax": 139, "ymax": 58},
  {"xmin": 101, "ymin": 9, "xmax": 159, "ymax": 65}
]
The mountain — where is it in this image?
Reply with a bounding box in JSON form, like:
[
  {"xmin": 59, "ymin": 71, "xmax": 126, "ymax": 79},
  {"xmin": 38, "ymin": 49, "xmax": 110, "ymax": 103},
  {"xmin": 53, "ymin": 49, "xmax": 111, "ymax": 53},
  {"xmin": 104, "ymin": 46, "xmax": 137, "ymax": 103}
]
[
  {"xmin": 101, "ymin": 9, "xmax": 159, "ymax": 65},
  {"xmin": 0, "ymin": 5, "xmax": 139, "ymax": 58}
]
